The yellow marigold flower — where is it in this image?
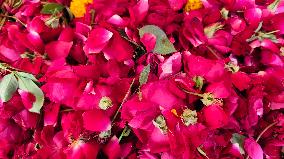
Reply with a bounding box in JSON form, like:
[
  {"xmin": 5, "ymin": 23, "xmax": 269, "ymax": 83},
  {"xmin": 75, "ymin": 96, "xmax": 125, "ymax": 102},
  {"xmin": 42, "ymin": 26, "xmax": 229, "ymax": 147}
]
[
  {"xmin": 184, "ymin": 0, "xmax": 203, "ymax": 12},
  {"xmin": 70, "ymin": 0, "xmax": 93, "ymax": 18},
  {"xmin": 70, "ymin": 1, "xmax": 86, "ymax": 18}
]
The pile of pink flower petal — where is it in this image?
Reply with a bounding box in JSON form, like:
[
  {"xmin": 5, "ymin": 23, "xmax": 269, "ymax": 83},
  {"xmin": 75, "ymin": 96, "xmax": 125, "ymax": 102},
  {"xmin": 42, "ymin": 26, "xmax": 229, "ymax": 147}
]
[{"xmin": 0, "ymin": 0, "xmax": 284, "ymax": 158}]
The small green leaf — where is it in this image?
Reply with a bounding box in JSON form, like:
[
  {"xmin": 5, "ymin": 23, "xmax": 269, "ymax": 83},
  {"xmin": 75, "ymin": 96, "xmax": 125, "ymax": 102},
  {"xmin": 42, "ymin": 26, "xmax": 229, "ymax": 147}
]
[
  {"xmin": 0, "ymin": 73, "xmax": 18, "ymax": 102},
  {"xmin": 230, "ymin": 133, "xmax": 246, "ymax": 155},
  {"xmin": 220, "ymin": 8, "xmax": 229, "ymax": 19},
  {"xmin": 139, "ymin": 64, "xmax": 150, "ymax": 85},
  {"xmin": 139, "ymin": 25, "xmax": 176, "ymax": 55},
  {"xmin": 16, "ymin": 72, "xmax": 38, "ymax": 81},
  {"xmin": 267, "ymin": 0, "xmax": 280, "ymax": 12},
  {"xmin": 45, "ymin": 16, "xmax": 60, "ymax": 28},
  {"xmin": 204, "ymin": 22, "xmax": 224, "ymax": 38},
  {"xmin": 41, "ymin": 3, "xmax": 64, "ymax": 14},
  {"xmin": 18, "ymin": 76, "xmax": 44, "ymax": 113},
  {"xmin": 193, "ymin": 76, "xmax": 204, "ymax": 90}
]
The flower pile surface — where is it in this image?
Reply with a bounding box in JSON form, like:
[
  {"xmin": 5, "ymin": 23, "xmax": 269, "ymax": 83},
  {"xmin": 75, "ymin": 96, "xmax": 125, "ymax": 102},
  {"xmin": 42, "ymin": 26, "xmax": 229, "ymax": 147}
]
[{"xmin": 0, "ymin": 0, "xmax": 284, "ymax": 158}]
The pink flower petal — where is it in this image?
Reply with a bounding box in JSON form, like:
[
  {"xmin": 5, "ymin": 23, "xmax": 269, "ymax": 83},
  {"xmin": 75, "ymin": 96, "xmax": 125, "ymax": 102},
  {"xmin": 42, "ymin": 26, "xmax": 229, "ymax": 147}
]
[
  {"xmin": 244, "ymin": 138, "xmax": 263, "ymax": 159},
  {"xmin": 168, "ymin": 0, "xmax": 187, "ymax": 11},
  {"xmin": 83, "ymin": 27, "xmax": 113, "ymax": 54},
  {"xmin": 44, "ymin": 103, "xmax": 60, "ymax": 126},
  {"xmin": 129, "ymin": 0, "xmax": 149, "ymax": 24},
  {"xmin": 203, "ymin": 104, "xmax": 229, "ymax": 129},
  {"xmin": 141, "ymin": 33, "xmax": 156, "ymax": 53},
  {"xmin": 45, "ymin": 41, "xmax": 73, "ymax": 60},
  {"xmin": 83, "ymin": 110, "xmax": 111, "ymax": 132},
  {"xmin": 103, "ymin": 32, "xmax": 133, "ymax": 61},
  {"xmin": 18, "ymin": 89, "xmax": 36, "ymax": 110}
]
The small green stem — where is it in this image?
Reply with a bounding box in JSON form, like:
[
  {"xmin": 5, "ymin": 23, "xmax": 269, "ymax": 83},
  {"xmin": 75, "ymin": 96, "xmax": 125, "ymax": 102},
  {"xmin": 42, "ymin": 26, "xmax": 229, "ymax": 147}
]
[
  {"xmin": 111, "ymin": 78, "xmax": 135, "ymax": 124},
  {"xmin": 181, "ymin": 88, "xmax": 204, "ymax": 97},
  {"xmin": 118, "ymin": 125, "xmax": 129, "ymax": 142},
  {"xmin": 206, "ymin": 46, "xmax": 221, "ymax": 60},
  {"xmin": 265, "ymin": 30, "xmax": 280, "ymax": 35},
  {"xmin": 256, "ymin": 121, "xmax": 277, "ymax": 142}
]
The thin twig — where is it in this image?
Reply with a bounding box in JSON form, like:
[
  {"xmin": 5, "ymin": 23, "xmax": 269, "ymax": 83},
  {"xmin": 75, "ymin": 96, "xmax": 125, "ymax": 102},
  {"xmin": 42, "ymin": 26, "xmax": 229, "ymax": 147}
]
[
  {"xmin": 256, "ymin": 121, "xmax": 278, "ymax": 142},
  {"xmin": 111, "ymin": 78, "xmax": 135, "ymax": 124},
  {"xmin": 206, "ymin": 46, "xmax": 221, "ymax": 60},
  {"xmin": 245, "ymin": 121, "xmax": 278, "ymax": 159}
]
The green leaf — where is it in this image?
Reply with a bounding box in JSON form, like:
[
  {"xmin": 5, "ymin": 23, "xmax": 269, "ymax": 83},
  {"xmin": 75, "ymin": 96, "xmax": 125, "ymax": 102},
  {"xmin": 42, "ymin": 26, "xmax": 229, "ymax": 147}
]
[
  {"xmin": 267, "ymin": 0, "xmax": 280, "ymax": 12},
  {"xmin": 0, "ymin": 73, "xmax": 18, "ymax": 102},
  {"xmin": 139, "ymin": 25, "xmax": 176, "ymax": 55},
  {"xmin": 16, "ymin": 72, "xmax": 38, "ymax": 81},
  {"xmin": 139, "ymin": 64, "xmax": 150, "ymax": 85},
  {"xmin": 230, "ymin": 133, "xmax": 246, "ymax": 155},
  {"xmin": 41, "ymin": 3, "xmax": 64, "ymax": 14},
  {"xmin": 18, "ymin": 76, "xmax": 44, "ymax": 113}
]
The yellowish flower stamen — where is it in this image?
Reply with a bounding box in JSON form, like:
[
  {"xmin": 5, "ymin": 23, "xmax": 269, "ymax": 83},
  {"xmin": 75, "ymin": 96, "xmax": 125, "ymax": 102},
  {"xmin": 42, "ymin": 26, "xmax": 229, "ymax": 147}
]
[{"xmin": 171, "ymin": 109, "xmax": 179, "ymax": 117}]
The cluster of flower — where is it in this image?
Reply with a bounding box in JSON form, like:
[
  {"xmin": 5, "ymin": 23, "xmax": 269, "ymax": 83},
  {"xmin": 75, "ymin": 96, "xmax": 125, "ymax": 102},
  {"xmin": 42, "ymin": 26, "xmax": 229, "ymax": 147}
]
[{"xmin": 0, "ymin": 0, "xmax": 283, "ymax": 158}]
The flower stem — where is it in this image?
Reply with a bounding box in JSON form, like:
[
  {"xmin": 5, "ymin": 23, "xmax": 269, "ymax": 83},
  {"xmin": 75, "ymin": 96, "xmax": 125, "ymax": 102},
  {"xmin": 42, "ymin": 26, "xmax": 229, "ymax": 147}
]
[
  {"xmin": 206, "ymin": 46, "xmax": 221, "ymax": 60},
  {"xmin": 0, "ymin": 14, "xmax": 26, "ymax": 27},
  {"xmin": 265, "ymin": 30, "xmax": 280, "ymax": 35},
  {"xmin": 245, "ymin": 121, "xmax": 278, "ymax": 159},
  {"xmin": 255, "ymin": 121, "xmax": 277, "ymax": 142},
  {"xmin": 118, "ymin": 125, "xmax": 130, "ymax": 142},
  {"xmin": 111, "ymin": 78, "xmax": 135, "ymax": 124},
  {"xmin": 181, "ymin": 88, "xmax": 204, "ymax": 97}
]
